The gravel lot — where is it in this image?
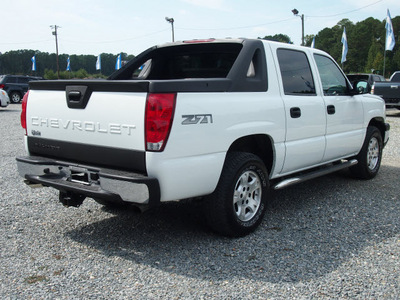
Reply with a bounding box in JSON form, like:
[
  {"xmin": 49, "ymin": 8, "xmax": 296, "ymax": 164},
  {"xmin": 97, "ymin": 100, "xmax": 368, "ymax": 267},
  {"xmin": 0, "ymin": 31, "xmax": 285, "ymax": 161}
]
[{"xmin": 1, "ymin": 105, "xmax": 399, "ymax": 299}]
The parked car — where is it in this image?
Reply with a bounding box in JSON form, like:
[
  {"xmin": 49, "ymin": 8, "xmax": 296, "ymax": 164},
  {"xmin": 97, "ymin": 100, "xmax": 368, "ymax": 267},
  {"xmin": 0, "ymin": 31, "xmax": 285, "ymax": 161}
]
[
  {"xmin": 372, "ymin": 71, "xmax": 400, "ymax": 109},
  {"xmin": 0, "ymin": 89, "xmax": 10, "ymax": 108},
  {"xmin": 346, "ymin": 73, "xmax": 385, "ymax": 94},
  {"xmin": 0, "ymin": 75, "xmax": 42, "ymax": 103}
]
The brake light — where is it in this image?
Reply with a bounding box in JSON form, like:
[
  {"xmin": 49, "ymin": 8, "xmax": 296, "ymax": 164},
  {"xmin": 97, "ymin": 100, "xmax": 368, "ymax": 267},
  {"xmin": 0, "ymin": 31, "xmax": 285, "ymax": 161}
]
[
  {"xmin": 0, "ymin": 84, "xmax": 5, "ymax": 89},
  {"xmin": 183, "ymin": 39, "xmax": 216, "ymax": 43},
  {"xmin": 145, "ymin": 93, "xmax": 176, "ymax": 151},
  {"xmin": 21, "ymin": 91, "xmax": 29, "ymax": 135}
]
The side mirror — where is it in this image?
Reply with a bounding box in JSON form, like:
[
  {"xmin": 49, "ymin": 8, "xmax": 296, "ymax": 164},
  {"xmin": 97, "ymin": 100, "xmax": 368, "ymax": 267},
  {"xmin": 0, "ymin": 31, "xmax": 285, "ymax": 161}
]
[
  {"xmin": 349, "ymin": 80, "xmax": 369, "ymax": 95},
  {"xmin": 357, "ymin": 86, "xmax": 366, "ymax": 94}
]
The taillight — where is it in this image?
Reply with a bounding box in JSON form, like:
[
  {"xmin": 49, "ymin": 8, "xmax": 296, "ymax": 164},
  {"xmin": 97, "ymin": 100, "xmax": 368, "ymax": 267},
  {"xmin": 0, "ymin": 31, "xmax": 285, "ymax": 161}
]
[
  {"xmin": 183, "ymin": 38, "xmax": 216, "ymax": 43},
  {"xmin": 0, "ymin": 84, "xmax": 5, "ymax": 89},
  {"xmin": 371, "ymin": 85, "xmax": 375, "ymax": 95},
  {"xmin": 21, "ymin": 91, "xmax": 29, "ymax": 135},
  {"xmin": 145, "ymin": 93, "xmax": 176, "ymax": 151}
]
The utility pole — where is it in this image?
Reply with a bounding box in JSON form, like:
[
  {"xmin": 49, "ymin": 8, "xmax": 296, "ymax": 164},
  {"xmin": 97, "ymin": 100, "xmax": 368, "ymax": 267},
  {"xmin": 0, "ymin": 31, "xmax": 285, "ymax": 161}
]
[
  {"xmin": 292, "ymin": 9, "xmax": 304, "ymax": 46},
  {"xmin": 50, "ymin": 25, "xmax": 60, "ymax": 79},
  {"xmin": 165, "ymin": 17, "xmax": 175, "ymax": 42}
]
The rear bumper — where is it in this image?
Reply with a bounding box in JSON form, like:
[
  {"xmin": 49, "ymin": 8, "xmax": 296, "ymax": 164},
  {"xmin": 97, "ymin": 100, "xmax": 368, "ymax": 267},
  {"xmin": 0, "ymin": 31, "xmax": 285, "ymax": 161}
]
[{"xmin": 16, "ymin": 156, "xmax": 160, "ymax": 206}]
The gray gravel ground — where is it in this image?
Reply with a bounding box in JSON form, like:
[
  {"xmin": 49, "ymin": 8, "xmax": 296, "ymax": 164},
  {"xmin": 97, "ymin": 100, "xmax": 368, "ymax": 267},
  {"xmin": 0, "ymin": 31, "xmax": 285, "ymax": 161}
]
[{"xmin": 1, "ymin": 105, "xmax": 399, "ymax": 299}]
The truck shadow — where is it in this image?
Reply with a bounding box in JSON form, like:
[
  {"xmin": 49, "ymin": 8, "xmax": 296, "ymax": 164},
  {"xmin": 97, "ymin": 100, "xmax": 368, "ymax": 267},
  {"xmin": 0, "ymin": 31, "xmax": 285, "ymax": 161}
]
[{"xmin": 65, "ymin": 165, "xmax": 399, "ymax": 284}]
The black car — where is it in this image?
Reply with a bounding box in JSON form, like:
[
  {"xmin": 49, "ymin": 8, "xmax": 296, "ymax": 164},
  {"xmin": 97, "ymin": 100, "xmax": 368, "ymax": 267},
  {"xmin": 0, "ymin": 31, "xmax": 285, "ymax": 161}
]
[{"xmin": 0, "ymin": 75, "xmax": 42, "ymax": 103}]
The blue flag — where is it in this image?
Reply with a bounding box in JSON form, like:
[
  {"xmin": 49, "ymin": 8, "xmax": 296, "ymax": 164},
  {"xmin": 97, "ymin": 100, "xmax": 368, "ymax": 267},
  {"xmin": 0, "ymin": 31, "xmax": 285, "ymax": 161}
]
[
  {"xmin": 96, "ymin": 54, "xmax": 101, "ymax": 70},
  {"xmin": 31, "ymin": 56, "xmax": 36, "ymax": 71},
  {"xmin": 66, "ymin": 56, "xmax": 71, "ymax": 71},
  {"xmin": 341, "ymin": 27, "xmax": 348, "ymax": 64},
  {"xmin": 385, "ymin": 9, "xmax": 395, "ymax": 51},
  {"xmin": 311, "ymin": 37, "xmax": 315, "ymax": 48},
  {"xmin": 115, "ymin": 54, "xmax": 121, "ymax": 70}
]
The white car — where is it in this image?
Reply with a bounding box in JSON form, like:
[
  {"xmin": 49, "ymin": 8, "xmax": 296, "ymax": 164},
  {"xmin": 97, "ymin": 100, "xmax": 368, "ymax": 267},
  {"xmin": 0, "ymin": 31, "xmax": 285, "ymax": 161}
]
[{"xmin": 0, "ymin": 89, "xmax": 10, "ymax": 107}]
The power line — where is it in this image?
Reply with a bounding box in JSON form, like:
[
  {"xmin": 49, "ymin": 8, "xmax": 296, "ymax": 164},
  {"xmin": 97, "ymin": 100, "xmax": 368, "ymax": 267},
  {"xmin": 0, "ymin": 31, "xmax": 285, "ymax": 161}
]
[
  {"xmin": 0, "ymin": 0, "xmax": 388, "ymax": 49},
  {"xmin": 177, "ymin": 18, "xmax": 294, "ymax": 31},
  {"xmin": 63, "ymin": 29, "xmax": 170, "ymax": 44},
  {"xmin": 307, "ymin": 0, "xmax": 383, "ymax": 18},
  {"xmin": 178, "ymin": 0, "xmax": 384, "ymax": 32},
  {"xmin": 0, "ymin": 39, "xmax": 53, "ymax": 45}
]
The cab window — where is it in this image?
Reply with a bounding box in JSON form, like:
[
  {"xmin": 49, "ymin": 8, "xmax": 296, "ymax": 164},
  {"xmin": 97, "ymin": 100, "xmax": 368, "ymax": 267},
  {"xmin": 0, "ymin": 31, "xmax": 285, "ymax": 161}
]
[{"xmin": 314, "ymin": 54, "xmax": 349, "ymax": 96}]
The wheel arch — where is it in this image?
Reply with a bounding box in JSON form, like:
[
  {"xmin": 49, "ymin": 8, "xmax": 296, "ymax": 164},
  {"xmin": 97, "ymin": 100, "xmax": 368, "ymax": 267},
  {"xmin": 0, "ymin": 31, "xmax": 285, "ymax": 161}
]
[
  {"xmin": 368, "ymin": 117, "xmax": 386, "ymax": 140},
  {"xmin": 227, "ymin": 134, "xmax": 274, "ymax": 175}
]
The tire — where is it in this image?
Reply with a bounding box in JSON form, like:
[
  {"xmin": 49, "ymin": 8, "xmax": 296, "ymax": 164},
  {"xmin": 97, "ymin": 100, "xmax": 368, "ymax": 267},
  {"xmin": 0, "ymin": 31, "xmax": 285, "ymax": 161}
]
[
  {"xmin": 350, "ymin": 126, "xmax": 383, "ymax": 179},
  {"xmin": 204, "ymin": 152, "xmax": 269, "ymax": 237},
  {"xmin": 10, "ymin": 92, "xmax": 22, "ymax": 103}
]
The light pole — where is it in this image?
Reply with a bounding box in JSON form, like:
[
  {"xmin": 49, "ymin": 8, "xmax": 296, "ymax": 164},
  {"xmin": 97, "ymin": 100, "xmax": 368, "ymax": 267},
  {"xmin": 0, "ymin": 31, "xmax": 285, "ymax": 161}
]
[
  {"xmin": 292, "ymin": 9, "xmax": 304, "ymax": 46},
  {"xmin": 165, "ymin": 17, "xmax": 175, "ymax": 42},
  {"xmin": 50, "ymin": 25, "xmax": 60, "ymax": 79}
]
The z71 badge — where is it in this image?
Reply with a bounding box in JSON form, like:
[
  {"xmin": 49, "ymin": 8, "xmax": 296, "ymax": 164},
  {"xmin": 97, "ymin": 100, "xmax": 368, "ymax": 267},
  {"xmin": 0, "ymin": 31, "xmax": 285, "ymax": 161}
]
[{"xmin": 181, "ymin": 114, "xmax": 213, "ymax": 125}]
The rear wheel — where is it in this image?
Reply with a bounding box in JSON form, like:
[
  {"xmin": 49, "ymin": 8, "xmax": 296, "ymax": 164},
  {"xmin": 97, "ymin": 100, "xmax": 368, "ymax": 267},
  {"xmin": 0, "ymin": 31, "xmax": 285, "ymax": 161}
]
[
  {"xmin": 10, "ymin": 92, "xmax": 22, "ymax": 103},
  {"xmin": 204, "ymin": 152, "xmax": 269, "ymax": 237},
  {"xmin": 350, "ymin": 126, "xmax": 383, "ymax": 179}
]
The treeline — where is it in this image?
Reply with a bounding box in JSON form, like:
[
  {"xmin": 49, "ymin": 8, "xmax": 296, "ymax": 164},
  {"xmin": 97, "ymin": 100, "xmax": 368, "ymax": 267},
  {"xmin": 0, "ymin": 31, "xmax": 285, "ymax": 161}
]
[
  {"xmin": 262, "ymin": 16, "xmax": 400, "ymax": 77},
  {"xmin": 0, "ymin": 51, "xmax": 134, "ymax": 78},
  {"xmin": 1, "ymin": 15, "xmax": 399, "ymax": 78}
]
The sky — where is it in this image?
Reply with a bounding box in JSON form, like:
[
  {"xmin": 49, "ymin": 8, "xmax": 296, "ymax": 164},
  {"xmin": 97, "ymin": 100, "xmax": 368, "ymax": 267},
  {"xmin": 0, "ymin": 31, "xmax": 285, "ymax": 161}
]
[{"xmin": 1, "ymin": 0, "xmax": 399, "ymax": 57}]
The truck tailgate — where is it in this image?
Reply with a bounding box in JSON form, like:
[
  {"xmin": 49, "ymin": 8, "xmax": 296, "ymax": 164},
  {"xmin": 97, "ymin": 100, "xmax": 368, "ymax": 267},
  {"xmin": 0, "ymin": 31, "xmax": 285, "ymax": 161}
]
[
  {"xmin": 26, "ymin": 81, "xmax": 148, "ymax": 172},
  {"xmin": 374, "ymin": 83, "xmax": 400, "ymax": 99}
]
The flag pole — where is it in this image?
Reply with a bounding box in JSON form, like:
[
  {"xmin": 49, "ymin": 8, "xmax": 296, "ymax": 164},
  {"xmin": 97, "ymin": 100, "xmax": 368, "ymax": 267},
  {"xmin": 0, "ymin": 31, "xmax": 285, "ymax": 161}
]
[{"xmin": 383, "ymin": 50, "xmax": 386, "ymax": 78}]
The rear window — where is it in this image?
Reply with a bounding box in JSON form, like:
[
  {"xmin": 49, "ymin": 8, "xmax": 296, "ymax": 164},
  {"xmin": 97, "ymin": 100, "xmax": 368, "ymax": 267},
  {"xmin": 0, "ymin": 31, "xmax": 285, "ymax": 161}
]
[
  {"xmin": 115, "ymin": 43, "xmax": 243, "ymax": 80},
  {"xmin": 390, "ymin": 72, "xmax": 400, "ymax": 82}
]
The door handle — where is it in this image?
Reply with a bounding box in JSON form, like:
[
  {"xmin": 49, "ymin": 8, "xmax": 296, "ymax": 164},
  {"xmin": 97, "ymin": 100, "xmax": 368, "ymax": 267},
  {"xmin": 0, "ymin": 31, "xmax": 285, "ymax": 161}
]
[
  {"xmin": 327, "ymin": 105, "xmax": 335, "ymax": 115},
  {"xmin": 65, "ymin": 86, "xmax": 92, "ymax": 109},
  {"xmin": 67, "ymin": 91, "xmax": 81, "ymax": 102},
  {"xmin": 290, "ymin": 107, "xmax": 301, "ymax": 118}
]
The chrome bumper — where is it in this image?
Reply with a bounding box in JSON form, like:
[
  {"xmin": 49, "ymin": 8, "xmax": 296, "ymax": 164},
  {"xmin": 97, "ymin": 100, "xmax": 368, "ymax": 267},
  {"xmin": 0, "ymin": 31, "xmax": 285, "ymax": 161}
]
[{"xmin": 16, "ymin": 156, "xmax": 160, "ymax": 206}]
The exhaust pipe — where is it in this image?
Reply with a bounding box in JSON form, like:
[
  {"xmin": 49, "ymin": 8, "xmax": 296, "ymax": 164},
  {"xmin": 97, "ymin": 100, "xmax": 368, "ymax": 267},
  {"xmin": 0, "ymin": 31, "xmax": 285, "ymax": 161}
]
[{"xmin": 24, "ymin": 180, "xmax": 44, "ymax": 189}]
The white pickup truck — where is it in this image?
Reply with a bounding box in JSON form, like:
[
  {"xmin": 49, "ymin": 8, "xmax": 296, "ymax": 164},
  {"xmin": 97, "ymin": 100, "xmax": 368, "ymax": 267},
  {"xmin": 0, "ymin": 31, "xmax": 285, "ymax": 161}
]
[{"xmin": 17, "ymin": 39, "xmax": 390, "ymax": 237}]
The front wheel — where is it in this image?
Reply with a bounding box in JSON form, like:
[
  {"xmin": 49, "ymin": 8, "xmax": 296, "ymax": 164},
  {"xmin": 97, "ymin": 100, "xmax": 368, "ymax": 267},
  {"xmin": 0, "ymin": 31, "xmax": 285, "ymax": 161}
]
[
  {"xmin": 204, "ymin": 152, "xmax": 269, "ymax": 237},
  {"xmin": 350, "ymin": 126, "xmax": 383, "ymax": 179}
]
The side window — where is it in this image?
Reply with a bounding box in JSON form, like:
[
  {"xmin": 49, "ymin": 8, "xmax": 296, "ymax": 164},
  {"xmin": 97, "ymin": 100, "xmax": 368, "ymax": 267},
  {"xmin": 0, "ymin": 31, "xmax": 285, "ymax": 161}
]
[
  {"xmin": 18, "ymin": 77, "xmax": 29, "ymax": 84},
  {"xmin": 373, "ymin": 75, "xmax": 381, "ymax": 82},
  {"xmin": 314, "ymin": 54, "xmax": 349, "ymax": 96},
  {"xmin": 6, "ymin": 77, "xmax": 17, "ymax": 84},
  {"xmin": 277, "ymin": 49, "xmax": 316, "ymax": 95}
]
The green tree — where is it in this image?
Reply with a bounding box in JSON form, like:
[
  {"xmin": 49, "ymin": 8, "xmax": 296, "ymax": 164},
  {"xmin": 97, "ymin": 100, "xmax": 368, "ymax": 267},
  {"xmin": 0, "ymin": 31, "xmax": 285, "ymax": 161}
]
[
  {"xmin": 260, "ymin": 34, "xmax": 292, "ymax": 43},
  {"xmin": 366, "ymin": 39, "xmax": 384, "ymax": 74}
]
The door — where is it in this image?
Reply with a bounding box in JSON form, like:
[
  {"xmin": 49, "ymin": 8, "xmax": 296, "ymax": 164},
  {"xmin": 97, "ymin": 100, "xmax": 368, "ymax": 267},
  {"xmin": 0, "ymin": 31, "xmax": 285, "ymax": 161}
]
[
  {"xmin": 313, "ymin": 54, "xmax": 364, "ymax": 162},
  {"xmin": 276, "ymin": 48, "xmax": 327, "ymax": 174}
]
